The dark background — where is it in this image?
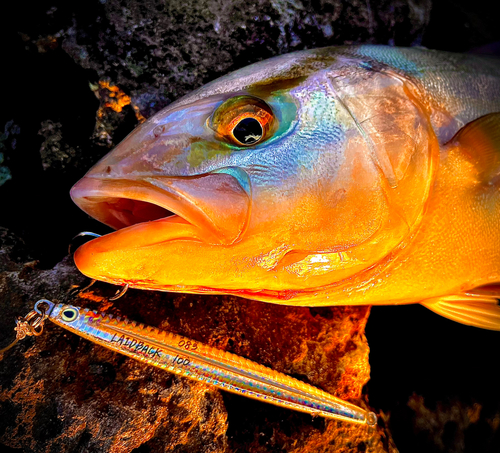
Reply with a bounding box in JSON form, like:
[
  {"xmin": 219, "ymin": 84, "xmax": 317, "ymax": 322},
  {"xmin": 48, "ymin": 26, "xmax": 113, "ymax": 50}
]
[{"xmin": 1, "ymin": 0, "xmax": 500, "ymax": 452}]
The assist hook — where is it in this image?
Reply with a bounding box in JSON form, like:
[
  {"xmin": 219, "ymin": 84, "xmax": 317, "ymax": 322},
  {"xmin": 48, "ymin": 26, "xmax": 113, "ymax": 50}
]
[{"xmin": 67, "ymin": 231, "xmax": 129, "ymax": 301}]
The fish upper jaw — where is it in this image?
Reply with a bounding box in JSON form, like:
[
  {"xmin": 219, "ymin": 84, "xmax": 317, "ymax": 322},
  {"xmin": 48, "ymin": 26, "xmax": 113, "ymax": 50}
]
[{"xmin": 70, "ymin": 171, "xmax": 251, "ymax": 246}]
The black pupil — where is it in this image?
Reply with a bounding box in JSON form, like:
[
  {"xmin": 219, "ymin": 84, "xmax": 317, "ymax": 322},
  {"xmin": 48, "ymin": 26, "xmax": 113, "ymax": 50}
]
[
  {"xmin": 233, "ymin": 118, "xmax": 263, "ymax": 145},
  {"xmin": 64, "ymin": 310, "xmax": 75, "ymax": 319}
]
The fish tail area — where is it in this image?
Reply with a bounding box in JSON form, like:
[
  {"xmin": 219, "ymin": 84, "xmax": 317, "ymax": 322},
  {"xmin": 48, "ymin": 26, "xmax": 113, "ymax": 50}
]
[{"xmin": 421, "ymin": 293, "xmax": 500, "ymax": 330}]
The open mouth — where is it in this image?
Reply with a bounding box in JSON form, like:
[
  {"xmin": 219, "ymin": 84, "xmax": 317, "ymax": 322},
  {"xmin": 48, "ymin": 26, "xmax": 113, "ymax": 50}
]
[
  {"xmin": 70, "ymin": 173, "xmax": 251, "ymax": 245},
  {"xmin": 70, "ymin": 177, "xmax": 200, "ymax": 230},
  {"xmin": 80, "ymin": 197, "xmax": 175, "ymax": 230}
]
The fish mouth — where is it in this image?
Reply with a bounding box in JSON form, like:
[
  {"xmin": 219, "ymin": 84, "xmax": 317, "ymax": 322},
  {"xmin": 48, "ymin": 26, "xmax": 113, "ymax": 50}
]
[{"xmin": 70, "ymin": 173, "xmax": 251, "ymax": 245}]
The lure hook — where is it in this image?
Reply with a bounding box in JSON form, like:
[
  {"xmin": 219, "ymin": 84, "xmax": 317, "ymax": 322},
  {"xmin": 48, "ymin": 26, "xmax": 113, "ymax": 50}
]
[
  {"xmin": 68, "ymin": 231, "xmax": 102, "ymax": 254},
  {"xmin": 109, "ymin": 284, "xmax": 129, "ymax": 301},
  {"xmin": 67, "ymin": 279, "xmax": 97, "ymax": 298}
]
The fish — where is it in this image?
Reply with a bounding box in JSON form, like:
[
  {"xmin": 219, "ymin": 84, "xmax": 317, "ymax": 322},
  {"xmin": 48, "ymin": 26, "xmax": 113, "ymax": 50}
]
[
  {"xmin": 31, "ymin": 299, "xmax": 377, "ymax": 425},
  {"xmin": 71, "ymin": 45, "xmax": 500, "ymax": 330}
]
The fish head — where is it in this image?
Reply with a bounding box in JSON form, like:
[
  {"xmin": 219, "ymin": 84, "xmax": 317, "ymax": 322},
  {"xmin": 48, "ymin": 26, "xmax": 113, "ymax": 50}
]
[{"xmin": 72, "ymin": 48, "xmax": 436, "ymax": 302}]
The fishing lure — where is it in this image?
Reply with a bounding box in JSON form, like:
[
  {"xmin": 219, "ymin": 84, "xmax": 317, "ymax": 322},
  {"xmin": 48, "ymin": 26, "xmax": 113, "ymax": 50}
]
[{"xmin": 3, "ymin": 299, "xmax": 377, "ymax": 426}]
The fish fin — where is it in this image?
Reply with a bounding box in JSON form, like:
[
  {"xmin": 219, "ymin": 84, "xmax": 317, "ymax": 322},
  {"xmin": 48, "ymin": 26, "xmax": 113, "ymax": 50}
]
[
  {"xmin": 464, "ymin": 283, "xmax": 500, "ymax": 298},
  {"xmin": 451, "ymin": 112, "xmax": 500, "ymax": 184},
  {"xmin": 420, "ymin": 293, "xmax": 500, "ymax": 330}
]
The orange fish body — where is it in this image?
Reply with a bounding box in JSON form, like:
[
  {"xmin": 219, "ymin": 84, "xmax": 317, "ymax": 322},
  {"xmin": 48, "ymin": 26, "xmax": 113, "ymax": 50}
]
[{"xmin": 72, "ymin": 46, "xmax": 500, "ymax": 329}]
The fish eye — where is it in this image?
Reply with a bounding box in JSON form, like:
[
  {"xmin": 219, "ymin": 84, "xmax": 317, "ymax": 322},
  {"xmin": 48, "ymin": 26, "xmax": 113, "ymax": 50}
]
[
  {"xmin": 60, "ymin": 306, "xmax": 79, "ymax": 322},
  {"xmin": 208, "ymin": 95, "xmax": 275, "ymax": 147},
  {"xmin": 233, "ymin": 117, "xmax": 263, "ymax": 145}
]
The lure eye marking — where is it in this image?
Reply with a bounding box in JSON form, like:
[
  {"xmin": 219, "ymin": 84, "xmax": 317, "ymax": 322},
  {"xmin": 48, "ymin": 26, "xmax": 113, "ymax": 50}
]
[
  {"xmin": 60, "ymin": 306, "xmax": 79, "ymax": 323},
  {"xmin": 209, "ymin": 95, "xmax": 275, "ymax": 147}
]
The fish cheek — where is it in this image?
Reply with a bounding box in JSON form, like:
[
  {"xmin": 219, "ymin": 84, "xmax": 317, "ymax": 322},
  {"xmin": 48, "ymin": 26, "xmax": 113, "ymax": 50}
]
[
  {"xmin": 249, "ymin": 143, "xmax": 394, "ymax": 285},
  {"xmin": 321, "ymin": 156, "xmax": 388, "ymax": 249}
]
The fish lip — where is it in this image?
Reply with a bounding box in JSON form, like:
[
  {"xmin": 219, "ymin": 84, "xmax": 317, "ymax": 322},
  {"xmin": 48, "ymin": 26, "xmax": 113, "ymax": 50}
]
[
  {"xmin": 70, "ymin": 175, "xmax": 197, "ymax": 229},
  {"xmin": 70, "ymin": 173, "xmax": 250, "ymax": 244}
]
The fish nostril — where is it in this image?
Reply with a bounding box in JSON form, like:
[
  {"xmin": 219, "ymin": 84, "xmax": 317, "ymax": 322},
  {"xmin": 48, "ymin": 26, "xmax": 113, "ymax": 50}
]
[
  {"xmin": 153, "ymin": 125, "xmax": 166, "ymax": 137},
  {"xmin": 105, "ymin": 166, "xmax": 112, "ymax": 174}
]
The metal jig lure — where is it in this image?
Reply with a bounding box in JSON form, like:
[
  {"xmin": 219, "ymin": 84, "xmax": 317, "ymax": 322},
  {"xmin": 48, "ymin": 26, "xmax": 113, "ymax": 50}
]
[{"xmin": 2, "ymin": 299, "xmax": 377, "ymax": 426}]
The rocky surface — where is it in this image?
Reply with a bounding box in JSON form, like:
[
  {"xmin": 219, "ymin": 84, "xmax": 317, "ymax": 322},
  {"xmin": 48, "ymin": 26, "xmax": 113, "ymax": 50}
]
[{"xmin": 1, "ymin": 0, "xmax": 500, "ymax": 452}]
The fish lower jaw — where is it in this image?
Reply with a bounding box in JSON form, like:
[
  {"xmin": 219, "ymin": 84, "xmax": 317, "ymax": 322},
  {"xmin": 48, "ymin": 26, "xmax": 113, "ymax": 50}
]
[
  {"xmin": 73, "ymin": 217, "xmax": 208, "ymax": 283},
  {"xmin": 75, "ymin": 215, "xmax": 207, "ymax": 252}
]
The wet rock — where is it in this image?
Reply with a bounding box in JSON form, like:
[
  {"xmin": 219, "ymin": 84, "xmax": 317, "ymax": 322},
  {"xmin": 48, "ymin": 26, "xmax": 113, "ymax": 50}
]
[
  {"xmin": 38, "ymin": 120, "xmax": 80, "ymax": 172},
  {"xmin": 0, "ymin": 121, "xmax": 20, "ymax": 187},
  {"xmin": 61, "ymin": 0, "xmax": 432, "ymax": 121}
]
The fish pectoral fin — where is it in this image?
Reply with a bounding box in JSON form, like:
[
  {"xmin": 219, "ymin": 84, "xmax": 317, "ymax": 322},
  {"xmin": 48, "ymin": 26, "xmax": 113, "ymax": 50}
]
[
  {"xmin": 420, "ymin": 293, "xmax": 500, "ymax": 330},
  {"xmin": 451, "ymin": 112, "xmax": 500, "ymax": 185}
]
